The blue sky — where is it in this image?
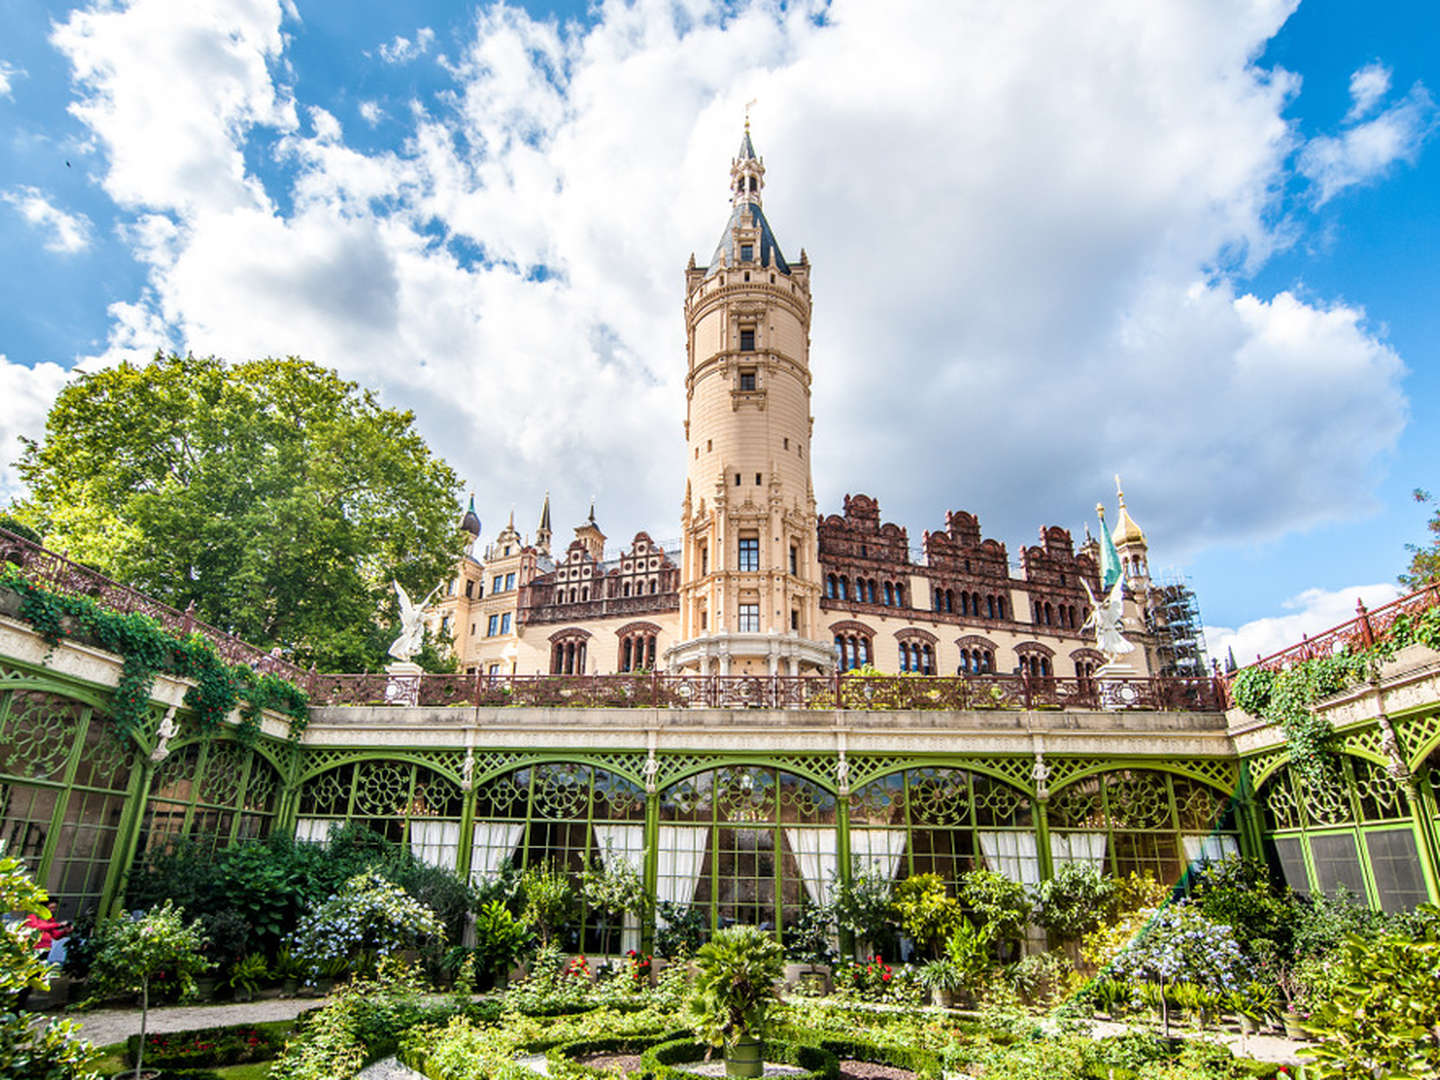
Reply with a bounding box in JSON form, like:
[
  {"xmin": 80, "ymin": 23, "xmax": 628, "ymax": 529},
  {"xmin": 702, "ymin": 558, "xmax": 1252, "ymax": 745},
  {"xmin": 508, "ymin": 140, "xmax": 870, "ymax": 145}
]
[{"xmin": 1, "ymin": 0, "xmax": 1437, "ymax": 661}]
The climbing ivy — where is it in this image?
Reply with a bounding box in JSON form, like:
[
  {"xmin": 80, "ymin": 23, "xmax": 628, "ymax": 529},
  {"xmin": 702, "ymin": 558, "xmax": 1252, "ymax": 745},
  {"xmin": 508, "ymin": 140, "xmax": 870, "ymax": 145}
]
[
  {"xmin": 1232, "ymin": 599, "xmax": 1440, "ymax": 786},
  {"xmin": 0, "ymin": 566, "xmax": 308, "ymax": 746}
]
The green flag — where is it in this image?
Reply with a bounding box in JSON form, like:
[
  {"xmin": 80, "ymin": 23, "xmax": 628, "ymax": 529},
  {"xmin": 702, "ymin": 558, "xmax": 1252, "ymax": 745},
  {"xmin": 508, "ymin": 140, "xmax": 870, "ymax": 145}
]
[{"xmin": 1100, "ymin": 509, "xmax": 1122, "ymax": 591}]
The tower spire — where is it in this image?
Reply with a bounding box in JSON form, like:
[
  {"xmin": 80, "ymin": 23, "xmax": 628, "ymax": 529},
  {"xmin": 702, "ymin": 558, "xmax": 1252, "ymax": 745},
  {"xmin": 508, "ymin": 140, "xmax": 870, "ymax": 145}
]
[{"xmin": 731, "ymin": 115, "xmax": 765, "ymax": 207}]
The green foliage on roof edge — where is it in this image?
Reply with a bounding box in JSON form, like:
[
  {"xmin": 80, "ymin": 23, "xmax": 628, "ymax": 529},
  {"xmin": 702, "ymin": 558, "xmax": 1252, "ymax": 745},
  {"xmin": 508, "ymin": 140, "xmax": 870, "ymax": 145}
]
[
  {"xmin": 0, "ymin": 565, "xmax": 308, "ymax": 746},
  {"xmin": 1231, "ymin": 602, "xmax": 1440, "ymax": 787}
]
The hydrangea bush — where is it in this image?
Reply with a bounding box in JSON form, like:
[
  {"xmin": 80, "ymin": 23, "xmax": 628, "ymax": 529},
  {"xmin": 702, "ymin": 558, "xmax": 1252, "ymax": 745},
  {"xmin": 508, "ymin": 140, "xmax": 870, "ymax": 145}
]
[{"xmin": 289, "ymin": 870, "xmax": 445, "ymax": 979}]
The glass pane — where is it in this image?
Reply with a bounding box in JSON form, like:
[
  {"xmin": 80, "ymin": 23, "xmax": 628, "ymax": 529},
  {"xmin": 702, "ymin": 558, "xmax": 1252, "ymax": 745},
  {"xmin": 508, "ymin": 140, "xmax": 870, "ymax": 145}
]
[
  {"xmin": 1364, "ymin": 828, "xmax": 1430, "ymax": 913},
  {"xmin": 1308, "ymin": 832, "xmax": 1367, "ymax": 899},
  {"xmin": 1270, "ymin": 836, "xmax": 1310, "ymax": 896}
]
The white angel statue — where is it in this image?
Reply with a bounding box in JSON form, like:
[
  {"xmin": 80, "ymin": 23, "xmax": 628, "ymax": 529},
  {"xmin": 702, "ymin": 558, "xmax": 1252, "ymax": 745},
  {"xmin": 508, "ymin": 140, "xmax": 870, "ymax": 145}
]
[
  {"xmin": 1081, "ymin": 577, "xmax": 1136, "ymax": 660},
  {"xmin": 388, "ymin": 579, "xmax": 443, "ymax": 662}
]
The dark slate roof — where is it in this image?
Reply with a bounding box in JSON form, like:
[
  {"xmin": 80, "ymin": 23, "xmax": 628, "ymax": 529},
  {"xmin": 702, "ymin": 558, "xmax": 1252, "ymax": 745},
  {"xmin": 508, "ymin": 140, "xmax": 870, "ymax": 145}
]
[
  {"xmin": 738, "ymin": 128, "xmax": 757, "ymax": 160},
  {"xmin": 461, "ymin": 494, "xmax": 481, "ymax": 536},
  {"xmin": 706, "ymin": 199, "xmax": 790, "ymax": 275}
]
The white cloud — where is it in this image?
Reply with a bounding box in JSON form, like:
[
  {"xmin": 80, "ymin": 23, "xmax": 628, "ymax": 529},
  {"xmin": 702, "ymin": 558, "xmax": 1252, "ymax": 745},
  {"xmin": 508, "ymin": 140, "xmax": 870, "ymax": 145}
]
[
  {"xmin": 0, "ymin": 60, "xmax": 24, "ymax": 98},
  {"xmin": 377, "ymin": 27, "xmax": 434, "ymax": 65},
  {"xmin": 39, "ymin": 0, "xmax": 1419, "ymax": 575},
  {"xmin": 358, "ymin": 100, "xmax": 384, "ymax": 126},
  {"xmin": 3, "ymin": 186, "xmax": 93, "ymax": 253},
  {"xmin": 1206, "ymin": 582, "xmax": 1404, "ymax": 667},
  {"xmin": 0, "ymin": 357, "xmax": 74, "ymax": 500},
  {"xmin": 1346, "ymin": 61, "xmax": 1391, "ymax": 122},
  {"xmin": 50, "ymin": 0, "xmax": 296, "ymax": 215},
  {"xmin": 1300, "ymin": 77, "xmax": 1437, "ymax": 206}
]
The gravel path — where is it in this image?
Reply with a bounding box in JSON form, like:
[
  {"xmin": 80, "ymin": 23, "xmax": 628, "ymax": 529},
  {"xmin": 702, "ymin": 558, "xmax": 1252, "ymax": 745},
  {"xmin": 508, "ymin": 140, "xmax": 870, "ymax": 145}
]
[
  {"xmin": 1086, "ymin": 1019, "xmax": 1305, "ymax": 1066},
  {"xmin": 68, "ymin": 996, "xmax": 329, "ymax": 1047},
  {"xmin": 357, "ymin": 1056, "xmax": 428, "ymax": 1080}
]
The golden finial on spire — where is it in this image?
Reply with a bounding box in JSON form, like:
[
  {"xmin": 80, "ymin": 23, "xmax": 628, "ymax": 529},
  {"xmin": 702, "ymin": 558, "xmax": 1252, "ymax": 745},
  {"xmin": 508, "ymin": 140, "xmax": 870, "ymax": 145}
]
[
  {"xmin": 1115, "ymin": 473, "xmax": 1127, "ymax": 507},
  {"xmin": 745, "ymin": 98, "xmax": 757, "ymax": 130}
]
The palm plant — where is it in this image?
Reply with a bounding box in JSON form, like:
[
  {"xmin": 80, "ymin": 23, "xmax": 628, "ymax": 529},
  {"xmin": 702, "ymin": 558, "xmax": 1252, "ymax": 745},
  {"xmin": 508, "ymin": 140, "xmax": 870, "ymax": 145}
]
[{"xmin": 686, "ymin": 925, "xmax": 785, "ymax": 1079}]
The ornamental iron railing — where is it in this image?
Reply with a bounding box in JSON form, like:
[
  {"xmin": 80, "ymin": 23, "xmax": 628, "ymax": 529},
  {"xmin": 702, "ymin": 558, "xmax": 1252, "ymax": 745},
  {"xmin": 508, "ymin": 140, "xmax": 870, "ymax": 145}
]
[
  {"xmin": 0, "ymin": 526, "xmax": 306, "ymax": 681},
  {"xmin": 1237, "ymin": 582, "xmax": 1440, "ymax": 676},
  {"xmin": 308, "ymin": 670, "xmax": 1227, "ymax": 712}
]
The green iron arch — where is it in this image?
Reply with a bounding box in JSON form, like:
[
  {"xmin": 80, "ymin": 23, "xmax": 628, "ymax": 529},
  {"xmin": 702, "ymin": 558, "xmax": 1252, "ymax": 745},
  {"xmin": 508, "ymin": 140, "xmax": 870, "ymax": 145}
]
[
  {"xmin": 469, "ymin": 751, "xmax": 648, "ymax": 792},
  {"xmin": 846, "ymin": 756, "xmax": 1034, "ymax": 799},
  {"xmin": 297, "ymin": 749, "xmax": 466, "ymax": 787},
  {"xmin": 655, "ymin": 754, "xmax": 837, "ymax": 796},
  {"xmin": 0, "ymin": 668, "xmax": 120, "ymax": 716},
  {"xmin": 1047, "ymin": 758, "xmax": 1239, "ymax": 800}
]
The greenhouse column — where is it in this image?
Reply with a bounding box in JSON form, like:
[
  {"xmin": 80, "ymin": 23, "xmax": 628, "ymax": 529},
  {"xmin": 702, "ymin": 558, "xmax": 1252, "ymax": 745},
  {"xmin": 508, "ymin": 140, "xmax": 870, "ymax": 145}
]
[
  {"xmin": 1402, "ymin": 775, "xmax": 1440, "ymax": 903},
  {"xmin": 641, "ymin": 777, "xmax": 660, "ymax": 955},
  {"xmin": 835, "ymin": 762, "xmax": 854, "ymax": 962},
  {"xmin": 99, "ymin": 756, "xmax": 156, "ymax": 917},
  {"xmin": 1233, "ymin": 762, "xmax": 1266, "ymax": 863},
  {"xmin": 456, "ymin": 766, "xmax": 479, "ymax": 883}
]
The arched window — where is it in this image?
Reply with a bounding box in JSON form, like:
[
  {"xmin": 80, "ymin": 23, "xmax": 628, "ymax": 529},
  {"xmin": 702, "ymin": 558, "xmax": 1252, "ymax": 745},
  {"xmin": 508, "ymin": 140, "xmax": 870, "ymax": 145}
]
[
  {"xmin": 1044, "ymin": 602, "xmax": 1053, "ymax": 626},
  {"xmin": 839, "ymin": 576, "xmax": 850, "ymax": 600},
  {"xmin": 899, "ymin": 642, "xmax": 911, "ymax": 672},
  {"xmin": 621, "ymin": 638, "xmax": 633, "ymax": 672},
  {"xmin": 582, "ymin": 586, "xmax": 589, "ymax": 602},
  {"xmin": 933, "ymin": 588, "xmax": 942, "ymax": 611},
  {"xmin": 997, "ymin": 596, "xmax": 1006, "ymax": 619},
  {"xmin": 972, "ymin": 592, "xmax": 983, "ymax": 616},
  {"xmin": 986, "ymin": 596, "xmax": 996, "ymax": 619},
  {"xmin": 884, "ymin": 582, "xmax": 895, "ymax": 606},
  {"xmin": 827, "ymin": 575, "xmax": 837, "ymax": 599},
  {"xmin": 945, "ymin": 589, "xmax": 954, "ymax": 613},
  {"xmin": 961, "ymin": 592, "xmax": 970, "ymax": 615},
  {"xmin": 896, "ymin": 584, "xmax": 906, "ymax": 607}
]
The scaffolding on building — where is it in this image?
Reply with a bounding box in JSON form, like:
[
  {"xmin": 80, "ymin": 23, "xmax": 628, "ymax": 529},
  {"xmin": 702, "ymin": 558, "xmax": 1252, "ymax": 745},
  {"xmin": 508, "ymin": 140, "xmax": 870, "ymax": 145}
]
[{"xmin": 1148, "ymin": 571, "xmax": 1210, "ymax": 678}]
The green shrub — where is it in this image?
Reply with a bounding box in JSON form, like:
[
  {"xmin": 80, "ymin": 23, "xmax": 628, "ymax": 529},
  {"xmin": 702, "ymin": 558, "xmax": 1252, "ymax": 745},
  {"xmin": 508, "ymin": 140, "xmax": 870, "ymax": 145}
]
[
  {"xmin": 958, "ymin": 868, "xmax": 1032, "ymax": 951},
  {"xmin": 890, "ymin": 874, "xmax": 962, "ymax": 958},
  {"xmin": 471, "ymin": 900, "xmax": 533, "ymax": 988},
  {"xmin": 126, "ymin": 1023, "xmax": 286, "ymax": 1068},
  {"xmin": 0, "ymin": 846, "xmax": 100, "ymax": 1080},
  {"xmin": 518, "ymin": 861, "xmax": 575, "ymax": 948},
  {"xmin": 1031, "ymin": 861, "xmax": 1114, "ymax": 942},
  {"xmin": 655, "ymin": 902, "xmax": 707, "ymax": 960},
  {"xmin": 1302, "ymin": 926, "xmax": 1440, "ymax": 1079}
]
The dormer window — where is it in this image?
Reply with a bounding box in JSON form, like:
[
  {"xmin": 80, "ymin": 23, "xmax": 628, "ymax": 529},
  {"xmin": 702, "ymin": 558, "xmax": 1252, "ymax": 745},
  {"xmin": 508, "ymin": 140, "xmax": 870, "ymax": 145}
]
[
  {"xmin": 740, "ymin": 244, "xmax": 753, "ymax": 262},
  {"xmin": 739, "ymin": 327, "xmax": 755, "ymax": 351}
]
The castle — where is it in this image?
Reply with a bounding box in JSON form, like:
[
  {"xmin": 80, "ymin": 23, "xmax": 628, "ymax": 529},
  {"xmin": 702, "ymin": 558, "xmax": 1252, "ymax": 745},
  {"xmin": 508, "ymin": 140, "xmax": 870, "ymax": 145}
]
[{"xmin": 430, "ymin": 129, "xmax": 1195, "ymax": 682}]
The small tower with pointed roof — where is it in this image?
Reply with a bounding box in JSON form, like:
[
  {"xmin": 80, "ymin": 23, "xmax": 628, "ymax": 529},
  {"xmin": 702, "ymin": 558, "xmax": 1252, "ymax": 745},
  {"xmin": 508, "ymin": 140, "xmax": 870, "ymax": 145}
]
[
  {"xmin": 574, "ymin": 501, "xmax": 606, "ymax": 563},
  {"xmin": 536, "ymin": 492, "xmax": 552, "ymax": 557},
  {"xmin": 1111, "ymin": 476, "xmax": 1150, "ymax": 590}
]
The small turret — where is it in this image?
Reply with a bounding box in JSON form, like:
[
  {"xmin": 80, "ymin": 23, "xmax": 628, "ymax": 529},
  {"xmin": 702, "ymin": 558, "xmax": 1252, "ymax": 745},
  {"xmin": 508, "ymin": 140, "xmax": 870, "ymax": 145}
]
[
  {"xmin": 460, "ymin": 494, "xmax": 481, "ymax": 556},
  {"xmin": 1112, "ymin": 476, "xmax": 1150, "ymax": 588},
  {"xmin": 536, "ymin": 491, "xmax": 552, "ymax": 556}
]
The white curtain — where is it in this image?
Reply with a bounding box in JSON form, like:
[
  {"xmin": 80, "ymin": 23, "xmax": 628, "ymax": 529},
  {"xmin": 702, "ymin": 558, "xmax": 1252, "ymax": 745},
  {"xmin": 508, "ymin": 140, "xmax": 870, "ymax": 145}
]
[
  {"xmin": 409, "ymin": 820, "xmax": 461, "ymax": 871},
  {"xmin": 848, "ymin": 829, "xmax": 908, "ymax": 880},
  {"xmin": 1182, "ymin": 834, "xmax": 1239, "ymax": 868},
  {"xmin": 655, "ymin": 825, "xmax": 711, "ymax": 924},
  {"xmin": 977, "ymin": 830, "xmax": 1041, "ymax": 885},
  {"xmin": 785, "ymin": 828, "xmax": 839, "ymax": 908},
  {"xmin": 294, "ymin": 817, "xmax": 343, "ymax": 845},
  {"xmin": 1049, "ymin": 831, "xmax": 1109, "ymax": 871},
  {"xmin": 470, "ymin": 822, "xmax": 525, "ymax": 885},
  {"xmin": 594, "ymin": 824, "xmax": 648, "ymax": 954}
]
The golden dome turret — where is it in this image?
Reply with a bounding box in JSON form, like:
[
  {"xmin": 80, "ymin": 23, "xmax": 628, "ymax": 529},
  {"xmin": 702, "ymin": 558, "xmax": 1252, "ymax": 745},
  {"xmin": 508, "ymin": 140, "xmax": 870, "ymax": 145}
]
[{"xmin": 1111, "ymin": 476, "xmax": 1147, "ymax": 548}]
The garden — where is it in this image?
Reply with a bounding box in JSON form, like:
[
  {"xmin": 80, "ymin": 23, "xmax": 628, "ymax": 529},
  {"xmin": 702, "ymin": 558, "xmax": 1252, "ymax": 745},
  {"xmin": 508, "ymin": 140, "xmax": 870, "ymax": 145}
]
[{"xmin": 7, "ymin": 828, "xmax": 1439, "ymax": 1080}]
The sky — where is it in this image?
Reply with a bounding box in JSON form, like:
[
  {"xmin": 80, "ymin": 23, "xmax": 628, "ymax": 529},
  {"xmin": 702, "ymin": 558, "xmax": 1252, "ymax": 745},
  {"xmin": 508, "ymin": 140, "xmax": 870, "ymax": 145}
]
[{"xmin": 1, "ymin": 0, "xmax": 1437, "ymax": 666}]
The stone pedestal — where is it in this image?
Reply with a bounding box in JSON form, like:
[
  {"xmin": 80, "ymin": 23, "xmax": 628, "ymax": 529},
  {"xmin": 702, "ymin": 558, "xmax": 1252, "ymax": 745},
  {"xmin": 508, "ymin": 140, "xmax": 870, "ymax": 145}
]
[
  {"xmin": 1095, "ymin": 656, "xmax": 1144, "ymax": 710},
  {"xmin": 385, "ymin": 660, "xmax": 422, "ymax": 706}
]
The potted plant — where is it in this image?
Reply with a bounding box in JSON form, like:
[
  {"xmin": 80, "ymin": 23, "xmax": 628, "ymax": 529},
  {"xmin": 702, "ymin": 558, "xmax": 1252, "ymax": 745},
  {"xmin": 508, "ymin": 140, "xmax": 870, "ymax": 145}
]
[
  {"xmin": 271, "ymin": 947, "xmax": 302, "ymax": 996},
  {"xmin": 686, "ymin": 925, "xmax": 786, "ymax": 1079},
  {"xmin": 227, "ymin": 953, "xmax": 267, "ymax": 1002},
  {"xmin": 916, "ymin": 957, "xmax": 964, "ymax": 1008}
]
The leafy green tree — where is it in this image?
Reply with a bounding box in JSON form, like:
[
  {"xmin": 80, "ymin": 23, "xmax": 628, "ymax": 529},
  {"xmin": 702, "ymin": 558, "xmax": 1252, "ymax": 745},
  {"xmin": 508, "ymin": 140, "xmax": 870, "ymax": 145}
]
[
  {"xmin": 12, "ymin": 353, "xmax": 464, "ymax": 671},
  {"xmin": 890, "ymin": 873, "xmax": 963, "ymax": 958},
  {"xmin": 1401, "ymin": 488, "xmax": 1440, "ymax": 589},
  {"xmin": 686, "ymin": 925, "xmax": 786, "ymax": 1054},
  {"xmin": 0, "ymin": 847, "xmax": 101, "ymax": 1080},
  {"xmin": 89, "ymin": 901, "xmax": 211, "ymax": 1080},
  {"xmin": 1031, "ymin": 861, "xmax": 1114, "ymax": 943}
]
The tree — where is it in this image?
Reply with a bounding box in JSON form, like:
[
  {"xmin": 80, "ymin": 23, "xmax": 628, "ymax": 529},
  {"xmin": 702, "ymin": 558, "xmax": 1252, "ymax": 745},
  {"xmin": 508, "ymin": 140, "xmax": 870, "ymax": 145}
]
[
  {"xmin": 89, "ymin": 901, "xmax": 210, "ymax": 1080},
  {"xmin": 0, "ymin": 847, "xmax": 101, "ymax": 1080},
  {"xmin": 12, "ymin": 353, "xmax": 464, "ymax": 672},
  {"xmin": 1401, "ymin": 488, "xmax": 1440, "ymax": 589}
]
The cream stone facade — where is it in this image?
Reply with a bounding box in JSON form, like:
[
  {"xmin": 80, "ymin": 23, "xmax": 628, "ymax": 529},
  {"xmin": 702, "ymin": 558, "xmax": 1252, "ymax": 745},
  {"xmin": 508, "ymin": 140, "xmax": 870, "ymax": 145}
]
[{"xmin": 429, "ymin": 130, "xmax": 1184, "ymax": 681}]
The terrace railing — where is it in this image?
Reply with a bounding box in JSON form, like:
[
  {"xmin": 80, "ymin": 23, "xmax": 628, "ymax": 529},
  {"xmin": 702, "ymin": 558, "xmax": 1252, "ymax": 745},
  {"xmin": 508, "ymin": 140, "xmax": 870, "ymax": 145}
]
[
  {"xmin": 308, "ymin": 669, "xmax": 1227, "ymax": 712},
  {"xmin": 0, "ymin": 526, "xmax": 307, "ymax": 681},
  {"xmin": 1237, "ymin": 582, "xmax": 1440, "ymax": 676}
]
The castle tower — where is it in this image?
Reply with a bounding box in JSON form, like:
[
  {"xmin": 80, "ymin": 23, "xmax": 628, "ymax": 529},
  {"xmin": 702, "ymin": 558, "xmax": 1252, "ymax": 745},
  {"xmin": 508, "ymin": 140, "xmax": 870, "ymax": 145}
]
[{"xmin": 667, "ymin": 125, "xmax": 831, "ymax": 676}]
